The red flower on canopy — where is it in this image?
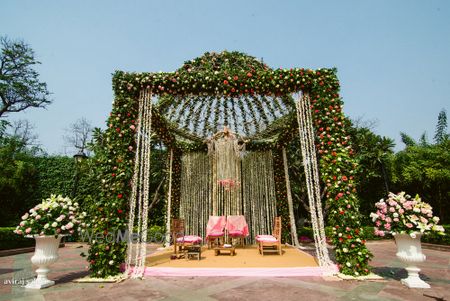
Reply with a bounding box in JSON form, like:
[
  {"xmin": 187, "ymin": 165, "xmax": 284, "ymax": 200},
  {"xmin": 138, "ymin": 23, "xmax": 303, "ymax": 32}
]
[{"xmin": 335, "ymin": 192, "xmax": 344, "ymax": 200}]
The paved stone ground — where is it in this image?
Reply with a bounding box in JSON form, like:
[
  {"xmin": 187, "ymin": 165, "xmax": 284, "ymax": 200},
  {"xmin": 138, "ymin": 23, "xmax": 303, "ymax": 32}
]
[{"xmin": 0, "ymin": 241, "xmax": 448, "ymax": 301}]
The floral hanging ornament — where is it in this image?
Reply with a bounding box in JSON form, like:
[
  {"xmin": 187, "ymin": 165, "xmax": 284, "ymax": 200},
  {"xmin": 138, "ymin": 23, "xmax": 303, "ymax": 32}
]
[{"xmin": 217, "ymin": 178, "xmax": 240, "ymax": 191}]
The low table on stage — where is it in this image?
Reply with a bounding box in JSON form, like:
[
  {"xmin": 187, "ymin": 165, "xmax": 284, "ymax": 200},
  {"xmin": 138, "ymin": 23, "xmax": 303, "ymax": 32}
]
[
  {"xmin": 185, "ymin": 245, "xmax": 202, "ymax": 260},
  {"xmin": 214, "ymin": 245, "xmax": 236, "ymax": 256}
]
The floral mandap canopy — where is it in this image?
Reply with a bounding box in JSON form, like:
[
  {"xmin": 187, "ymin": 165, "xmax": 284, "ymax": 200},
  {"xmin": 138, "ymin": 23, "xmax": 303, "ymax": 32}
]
[{"xmin": 88, "ymin": 51, "xmax": 372, "ymax": 278}]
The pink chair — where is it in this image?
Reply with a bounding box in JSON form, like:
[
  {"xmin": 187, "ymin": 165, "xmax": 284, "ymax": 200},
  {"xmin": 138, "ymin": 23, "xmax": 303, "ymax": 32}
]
[
  {"xmin": 226, "ymin": 215, "xmax": 249, "ymax": 247},
  {"xmin": 172, "ymin": 219, "xmax": 202, "ymax": 256},
  {"xmin": 206, "ymin": 216, "xmax": 226, "ymax": 249},
  {"xmin": 256, "ymin": 216, "xmax": 282, "ymax": 256}
]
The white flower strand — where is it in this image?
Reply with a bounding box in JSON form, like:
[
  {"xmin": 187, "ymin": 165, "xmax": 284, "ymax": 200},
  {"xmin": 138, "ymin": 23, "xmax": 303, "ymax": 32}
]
[
  {"xmin": 282, "ymin": 147, "xmax": 300, "ymax": 247},
  {"xmin": 302, "ymin": 93, "xmax": 332, "ymax": 268},
  {"xmin": 178, "ymin": 148, "xmax": 276, "ymax": 243},
  {"xmin": 125, "ymin": 89, "xmax": 145, "ymax": 276},
  {"xmin": 126, "ymin": 89, "xmax": 153, "ymax": 279},
  {"xmin": 180, "ymin": 152, "xmax": 211, "ymax": 239},
  {"xmin": 164, "ymin": 148, "xmax": 174, "ymax": 246},
  {"xmin": 135, "ymin": 89, "xmax": 152, "ymax": 277},
  {"xmin": 295, "ymin": 92, "xmax": 334, "ymax": 269},
  {"xmin": 131, "ymin": 90, "xmax": 149, "ymax": 277}
]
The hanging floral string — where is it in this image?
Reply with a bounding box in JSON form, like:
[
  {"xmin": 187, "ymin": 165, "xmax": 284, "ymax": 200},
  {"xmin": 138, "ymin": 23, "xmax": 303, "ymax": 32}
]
[
  {"xmin": 180, "ymin": 152, "xmax": 211, "ymax": 238},
  {"xmin": 164, "ymin": 148, "xmax": 174, "ymax": 246},
  {"xmin": 209, "ymin": 128, "xmax": 243, "ymax": 216},
  {"xmin": 282, "ymin": 147, "xmax": 300, "ymax": 247},
  {"xmin": 241, "ymin": 151, "xmax": 277, "ymax": 242},
  {"xmin": 125, "ymin": 88, "xmax": 152, "ymax": 278},
  {"xmin": 295, "ymin": 92, "xmax": 334, "ymax": 269}
]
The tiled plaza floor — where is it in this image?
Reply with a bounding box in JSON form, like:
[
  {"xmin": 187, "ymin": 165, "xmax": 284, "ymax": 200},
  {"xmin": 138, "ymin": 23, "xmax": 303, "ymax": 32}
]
[{"xmin": 0, "ymin": 241, "xmax": 448, "ymax": 301}]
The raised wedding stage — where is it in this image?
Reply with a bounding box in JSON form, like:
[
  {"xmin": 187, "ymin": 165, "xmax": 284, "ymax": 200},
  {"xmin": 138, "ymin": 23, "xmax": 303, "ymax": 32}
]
[{"xmin": 142, "ymin": 245, "xmax": 337, "ymax": 277}]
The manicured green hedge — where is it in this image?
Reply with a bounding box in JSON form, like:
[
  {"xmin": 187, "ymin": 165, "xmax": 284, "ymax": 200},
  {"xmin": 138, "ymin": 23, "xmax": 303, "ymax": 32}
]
[
  {"xmin": 297, "ymin": 225, "xmax": 449, "ymax": 245},
  {"xmin": 0, "ymin": 227, "xmax": 34, "ymax": 250},
  {"xmin": 421, "ymin": 225, "xmax": 450, "ymax": 245}
]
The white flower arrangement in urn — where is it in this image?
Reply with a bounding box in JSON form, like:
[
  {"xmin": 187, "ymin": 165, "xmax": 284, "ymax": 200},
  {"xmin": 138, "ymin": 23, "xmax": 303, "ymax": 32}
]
[
  {"xmin": 14, "ymin": 194, "xmax": 86, "ymax": 289},
  {"xmin": 15, "ymin": 194, "xmax": 85, "ymax": 237},
  {"xmin": 370, "ymin": 192, "xmax": 445, "ymax": 288}
]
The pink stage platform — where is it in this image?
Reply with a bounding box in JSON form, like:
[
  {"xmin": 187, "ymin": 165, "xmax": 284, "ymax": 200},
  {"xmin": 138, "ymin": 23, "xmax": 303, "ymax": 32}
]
[{"xmin": 141, "ymin": 265, "xmax": 338, "ymax": 277}]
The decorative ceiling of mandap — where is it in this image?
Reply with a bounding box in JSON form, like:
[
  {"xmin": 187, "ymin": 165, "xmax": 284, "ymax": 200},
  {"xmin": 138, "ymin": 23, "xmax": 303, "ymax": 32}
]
[
  {"xmin": 112, "ymin": 51, "xmax": 340, "ymax": 149},
  {"xmin": 155, "ymin": 52, "xmax": 296, "ymax": 141}
]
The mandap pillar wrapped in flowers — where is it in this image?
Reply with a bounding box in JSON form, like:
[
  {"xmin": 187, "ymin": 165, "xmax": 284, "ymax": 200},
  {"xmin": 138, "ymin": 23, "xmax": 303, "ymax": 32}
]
[{"xmin": 89, "ymin": 51, "xmax": 373, "ymax": 278}]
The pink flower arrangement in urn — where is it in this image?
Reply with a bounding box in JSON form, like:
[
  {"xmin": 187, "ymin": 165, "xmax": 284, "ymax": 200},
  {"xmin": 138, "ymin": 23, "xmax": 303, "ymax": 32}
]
[{"xmin": 371, "ymin": 192, "xmax": 445, "ymax": 237}]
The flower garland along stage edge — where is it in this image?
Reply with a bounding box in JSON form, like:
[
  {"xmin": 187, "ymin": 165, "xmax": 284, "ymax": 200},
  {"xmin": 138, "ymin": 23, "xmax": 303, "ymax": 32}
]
[{"xmin": 90, "ymin": 51, "xmax": 372, "ymax": 277}]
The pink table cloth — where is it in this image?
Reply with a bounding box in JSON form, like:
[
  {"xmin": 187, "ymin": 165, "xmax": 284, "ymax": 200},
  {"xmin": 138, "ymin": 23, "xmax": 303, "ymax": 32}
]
[
  {"xmin": 206, "ymin": 216, "xmax": 226, "ymax": 240},
  {"xmin": 226, "ymin": 215, "xmax": 249, "ymax": 237}
]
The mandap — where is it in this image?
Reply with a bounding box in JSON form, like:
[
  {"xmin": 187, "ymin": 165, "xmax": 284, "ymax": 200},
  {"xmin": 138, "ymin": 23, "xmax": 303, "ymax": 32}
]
[{"xmin": 86, "ymin": 51, "xmax": 372, "ymax": 278}]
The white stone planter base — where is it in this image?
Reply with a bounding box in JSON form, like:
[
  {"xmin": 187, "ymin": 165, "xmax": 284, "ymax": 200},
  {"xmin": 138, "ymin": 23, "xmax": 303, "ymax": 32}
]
[
  {"xmin": 394, "ymin": 233, "xmax": 431, "ymax": 289},
  {"xmin": 401, "ymin": 266, "xmax": 430, "ymax": 289},
  {"xmin": 24, "ymin": 235, "xmax": 62, "ymax": 289},
  {"xmin": 26, "ymin": 278, "xmax": 55, "ymax": 289}
]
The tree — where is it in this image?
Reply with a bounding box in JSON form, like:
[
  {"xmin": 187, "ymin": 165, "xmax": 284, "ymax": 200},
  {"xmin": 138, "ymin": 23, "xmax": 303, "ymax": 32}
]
[
  {"xmin": 0, "ymin": 36, "xmax": 51, "ymax": 117},
  {"xmin": 0, "ymin": 133, "xmax": 39, "ymax": 226},
  {"xmin": 8, "ymin": 119, "xmax": 39, "ymax": 148},
  {"xmin": 392, "ymin": 110, "xmax": 450, "ymax": 223},
  {"xmin": 63, "ymin": 117, "xmax": 93, "ymax": 155},
  {"xmin": 376, "ymin": 137, "xmax": 396, "ymax": 193},
  {"xmin": 348, "ymin": 121, "xmax": 395, "ymax": 222},
  {"xmin": 400, "ymin": 132, "xmax": 416, "ymax": 147},
  {"xmin": 393, "ymin": 142, "xmax": 450, "ymax": 223},
  {"xmin": 434, "ymin": 109, "xmax": 448, "ymax": 144}
]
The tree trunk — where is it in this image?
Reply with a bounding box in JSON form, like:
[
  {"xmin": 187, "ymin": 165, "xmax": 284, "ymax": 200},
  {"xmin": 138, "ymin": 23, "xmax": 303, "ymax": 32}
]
[
  {"xmin": 380, "ymin": 162, "xmax": 389, "ymax": 194},
  {"xmin": 149, "ymin": 177, "xmax": 165, "ymax": 210}
]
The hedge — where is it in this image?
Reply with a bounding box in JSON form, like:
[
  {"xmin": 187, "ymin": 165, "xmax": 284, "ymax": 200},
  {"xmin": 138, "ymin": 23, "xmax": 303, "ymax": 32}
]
[
  {"xmin": 297, "ymin": 225, "xmax": 449, "ymax": 246},
  {"xmin": 0, "ymin": 227, "xmax": 34, "ymax": 250}
]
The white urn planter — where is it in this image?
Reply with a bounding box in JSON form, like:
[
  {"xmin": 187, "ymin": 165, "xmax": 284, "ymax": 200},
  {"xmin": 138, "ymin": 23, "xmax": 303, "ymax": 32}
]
[
  {"xmin": 393, "ymin": 233, "xmax": 430, "ymax": 289},
  {"xmin": 25, "ymin": 235, "xmax": 62, "ymax": 289}
]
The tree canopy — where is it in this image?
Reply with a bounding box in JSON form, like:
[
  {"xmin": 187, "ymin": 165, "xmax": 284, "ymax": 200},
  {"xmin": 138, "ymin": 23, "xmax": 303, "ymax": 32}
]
[{"xmin": 0, "ymin": 36, "xmax": 51, "ymax": 117}]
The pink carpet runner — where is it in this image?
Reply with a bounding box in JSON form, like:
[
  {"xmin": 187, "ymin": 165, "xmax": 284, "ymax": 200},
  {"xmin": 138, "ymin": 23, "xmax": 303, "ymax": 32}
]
[{"xmin": 123, "ymin": 265, "xmax": 338, "ymax": 277}]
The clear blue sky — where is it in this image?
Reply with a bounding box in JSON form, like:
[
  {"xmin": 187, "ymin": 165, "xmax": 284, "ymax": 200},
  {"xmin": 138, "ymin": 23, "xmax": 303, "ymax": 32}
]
[{"xmin": 1, "ymin": 0, "xmax": 449, "ymax": 154}]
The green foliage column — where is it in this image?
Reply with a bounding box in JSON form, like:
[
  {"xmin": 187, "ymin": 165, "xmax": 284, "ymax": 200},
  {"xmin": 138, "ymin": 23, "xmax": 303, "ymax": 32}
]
[
  {"xmin": 169, "ymin": 150, "xmax": 182, "ymax": 220},
  {"xmin": 86, "ymin": 84, "xmax": 139, "ymax": 277},
  {"xmin": 309, "ymin": 70, "xmax": 372, "ymax": 276}
]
